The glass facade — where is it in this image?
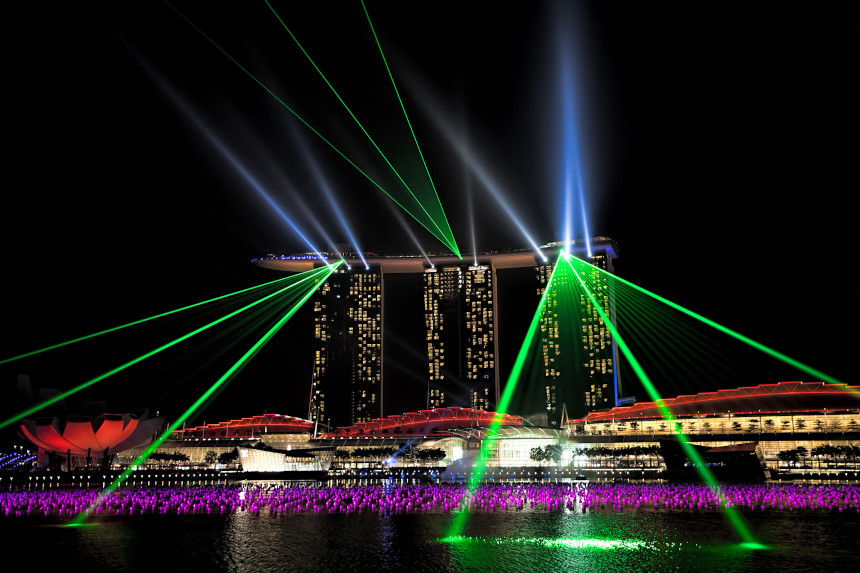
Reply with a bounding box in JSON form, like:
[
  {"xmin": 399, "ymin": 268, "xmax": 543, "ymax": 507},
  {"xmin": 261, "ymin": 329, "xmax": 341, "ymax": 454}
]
[
  {"xmin": 536, "ymin": 247, "xmax": 618, "ymax": 425},
  {"xmin": 424, "ymin": 264, "xmax": 496, "ymax": 410},
  {"xmin": 310, "ymin": 267, "xmax": 382, "ymax": 429}
]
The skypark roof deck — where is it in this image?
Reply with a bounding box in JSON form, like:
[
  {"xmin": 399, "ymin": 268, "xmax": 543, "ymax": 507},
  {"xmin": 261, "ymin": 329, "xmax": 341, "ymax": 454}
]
[{"xmin": 252, "ymin": 238, "xmax": 619, "ymax": 274}]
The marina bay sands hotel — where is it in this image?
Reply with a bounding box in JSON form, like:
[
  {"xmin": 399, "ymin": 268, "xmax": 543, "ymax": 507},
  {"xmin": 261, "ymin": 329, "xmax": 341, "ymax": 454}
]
[{"xmin": 252, "ymin": 237, "xmax": 619, "ymax": 431}]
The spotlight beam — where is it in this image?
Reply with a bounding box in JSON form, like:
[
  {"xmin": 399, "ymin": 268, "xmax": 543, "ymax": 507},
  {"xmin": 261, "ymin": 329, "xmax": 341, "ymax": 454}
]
[
  {"xmin": 137, "ymin": 51, "xmax": 328, "ymax": 263},
  {"xmin": 0, "ymin": 268, "xmax": 327, "ymax": 430},
  {"xmin": 219, "ymin": 150, "xmax": 328, "ymax": 264},
  {"xmin": 287, "ymin": 121, "xmax": 368, "ymax": 268},
  {"xmin": 398, "ymin": 74, "xmax": 546, "ymax": 260},
  {"xmin": 384, "ymin": 199, "xmax": 434, "ymax": 266},
  {"xmin": 558, "ymin": 49, "xmax": 593, "ymax": 257},
  {"xmin": 360, "ymin": 0, "xmax": 458, "ymax": 256},
  {"xmin": 69, "ymin": 262, "xmax": 337, "ymax": 525},
  {"xmin": 273, "ymin": 173, "xmax": 346, "ymax": 266},
  {"xmin": 164, "ymin": 2, "xmax": 459, "ymax": 255},
  {"xmin": 0, "ymin": 274, "xmax": 296, "ymax": 365},
  {"xmin": 264, "ymin": 0, "xmax": 459, "ymax": 258}
]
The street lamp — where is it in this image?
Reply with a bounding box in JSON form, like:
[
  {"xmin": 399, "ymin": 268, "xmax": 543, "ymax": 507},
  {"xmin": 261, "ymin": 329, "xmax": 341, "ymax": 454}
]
[{"xmin": 824, "ymin": 408, "xmax": 828, "ymax": 440}]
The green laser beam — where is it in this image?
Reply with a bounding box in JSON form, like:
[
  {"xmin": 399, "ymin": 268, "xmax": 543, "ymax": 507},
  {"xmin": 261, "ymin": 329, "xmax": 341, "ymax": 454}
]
[
  {"xmin": 264, "ymin": 0, "xmax": 459, "ymax": 258},
  {"xmin": 359, "ymin": 0, "xmax": 458, "ymax": 256},
  {"xmin": 577, "ymin": 257, "xmax": 843, "ymax": 386},
  {"xmin": 446, "ymin": 258, "xmax": 561, "ymax": 538},
  {"xmin": 0, "ymin": 274, "xmax": 298, "ymax": 365},
  {"xmin": 610, "ymin": 283, "xmax": 750, "ymax": 388},
  {"xmin": 175, "ymin": 287, "xmax": 312, "ymax": 414},
  {"xmin": 69, "ymin": 262, "xmax": 336, "ymax": 525},
  {"xmin": 165, "ymin": 2, "xmax": 459, "ymax": 255},
  {"xmin": 565, "ymin": 254, "xmax": 758, "ymax": 544},
  {"xmin": 0, "ymin": 267, "xmax": 328, "ymax": 430}
]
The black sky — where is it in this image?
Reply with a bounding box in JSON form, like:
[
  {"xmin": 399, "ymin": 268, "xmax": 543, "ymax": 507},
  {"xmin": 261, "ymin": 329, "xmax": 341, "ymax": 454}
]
[{"xmin": 2, "ymin": 2, "xmax": 853, "ymax": 426}]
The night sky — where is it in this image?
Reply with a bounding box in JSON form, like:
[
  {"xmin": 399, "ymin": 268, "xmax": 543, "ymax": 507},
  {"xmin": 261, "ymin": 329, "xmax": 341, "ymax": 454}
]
[{"xmin": 2, "ymin": 2, "xmax": 853, "ymax": 428}]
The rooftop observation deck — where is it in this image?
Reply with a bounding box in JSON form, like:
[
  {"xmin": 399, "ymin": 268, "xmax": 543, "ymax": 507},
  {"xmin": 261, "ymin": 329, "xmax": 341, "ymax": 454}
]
[{"xmin": 251, "ymin": 238, "xmax": 619, "ymax": 274}]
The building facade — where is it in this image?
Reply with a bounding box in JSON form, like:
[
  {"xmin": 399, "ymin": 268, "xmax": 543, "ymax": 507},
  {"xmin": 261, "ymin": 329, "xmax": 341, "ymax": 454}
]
[
  {"xmin": 424, "ymin": 264, "xmax": 496, "ymax": 410},
  {"xmin": 310, "ymin": 267, "xmax": 382, "ymax": 429},
  {"xmin": 536, "ymin": 240, "xmax": 619, "ymax": 425},
  {"xmin": 253, "ymin": 239, "xmax": 616, "ymax": 427}
]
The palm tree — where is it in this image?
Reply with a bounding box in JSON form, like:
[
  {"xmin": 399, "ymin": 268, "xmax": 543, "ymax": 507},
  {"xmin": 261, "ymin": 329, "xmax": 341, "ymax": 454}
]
[
  {"xmin": 849, "ymin": 445, "xmax": 860, "ymax": 470},
  {"xmin": 795, "ymin": 446, "xmax": 809, "ymax": 468},
  {"xmin": 811, "ymin": 446, "xmax": 826, "ymax": 470},
  {"xmin": 218, "ymin": 450, "xmax": 239, "ymax": 466},
  {"xmin": 629, "ymin": 446, "xmax": 640, "ymax": 468},
  {"xmin": 824, "ymin": 444, "xmax": 840, "ymax": 470},
  {"xmin": 777, "ymin": 449, "xmax": 799, "ymax": 471},
  {"xmin": 543, "ymin": 444, "xmax": 563, "ymax": 465},
  {"xmin": 598, "ymin": 446, "xmax": 611, "ymax": 468},
  {"xmin": 650, "ymin": 445, "xmax": 662, "ymax": 468}
]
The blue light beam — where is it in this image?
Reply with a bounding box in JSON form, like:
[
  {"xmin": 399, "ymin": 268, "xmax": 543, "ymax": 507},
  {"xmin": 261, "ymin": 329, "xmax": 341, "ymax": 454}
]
[
  {"xmin": 397, "ymin": 70, "xmax": 547, "ymax": 261},
  {"xmin": 285, "ymin": 120, "xmax": 369, "ymax": 269},
  {"xmin": 557, "ymin": 15, "xmax": 593, "ymax": 257},
  {"xmin": 139, "ymin": 62, "xmax": 329, "ymax": 265}
]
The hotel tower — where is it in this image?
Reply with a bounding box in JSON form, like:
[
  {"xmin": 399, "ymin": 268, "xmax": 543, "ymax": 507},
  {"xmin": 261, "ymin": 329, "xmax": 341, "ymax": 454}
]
[{"xmin": 253, "ymin": 237, "xmax": 619, "ymax": 429}]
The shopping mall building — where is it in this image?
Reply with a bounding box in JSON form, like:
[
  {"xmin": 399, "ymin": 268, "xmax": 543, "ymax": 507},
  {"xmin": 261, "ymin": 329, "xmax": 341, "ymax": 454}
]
[{"xmin": 108, "ymin": 381, "xmax": 859, "ymax": 480}]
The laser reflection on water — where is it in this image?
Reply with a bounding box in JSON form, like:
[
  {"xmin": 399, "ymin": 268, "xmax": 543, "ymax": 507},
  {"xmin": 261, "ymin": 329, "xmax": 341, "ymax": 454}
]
[
  {"xmin": 439, "ymin": 534, "xmax": 769, "ymax": 552},
  {"xmin": 439, "ymin": 535, "xmax": 650, "ymax": 550}
]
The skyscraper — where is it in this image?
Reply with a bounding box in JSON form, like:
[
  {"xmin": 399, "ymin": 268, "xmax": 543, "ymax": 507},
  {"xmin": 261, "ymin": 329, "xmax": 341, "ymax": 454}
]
[
  {"xmin": 309, "ymin": 266, "xmax": 382, "ymax": 429},
  {"xmin": 536, "ymin": 239, "xmax": 619, "ymax": 425},
  {"xmin": 424, "ymin": 264, "xmax": 496, "ymax": 410},
  {"xmin": 253, "ymin": 238, "xmax": 617, "ymax": 427}
]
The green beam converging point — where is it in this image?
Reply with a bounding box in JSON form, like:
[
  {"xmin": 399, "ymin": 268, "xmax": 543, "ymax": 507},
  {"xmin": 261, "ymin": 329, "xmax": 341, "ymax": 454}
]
[
  {"xmin": 264, "ymin": 0, "xmax": 460, "ymax": 258},
  {"xmin": 165, "ymin": 2, "xmax": 459, "ymax": 255},
  {"xmin": 69, "ymin": 263, "xmax": 337, "ymax": 525},
  {"xmin": 575, "ymin": 257, "xmax": 843, "ymax": 386},
  {"xmin": 0, "ymin": 267, "xmax": 328, "ymax": 430},
  {"xmin": 359, "ymin": 0, "xmax": 459, "ymax": 258},
  {"xmin": 564, "ymin": 254, "xmax": 758, "ymax": 545},
  {"xmin": 0, "ymin": 274, "xmax": 298, "ymax": 365}
]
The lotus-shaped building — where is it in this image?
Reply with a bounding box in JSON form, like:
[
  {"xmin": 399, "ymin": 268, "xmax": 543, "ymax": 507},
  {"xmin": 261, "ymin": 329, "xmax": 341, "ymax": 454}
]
[{"xmin": 19, "ymin": 412, "xmax": 164, "ymax": 470}]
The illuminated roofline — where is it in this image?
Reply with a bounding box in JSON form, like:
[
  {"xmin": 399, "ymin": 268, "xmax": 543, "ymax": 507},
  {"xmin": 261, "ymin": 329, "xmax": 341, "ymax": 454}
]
[
  {"xmin": 170, "ymin": 413, "xmax": 315, "ymax": 438},
  {"xmin": 322, "ymin": 407, "xmax": 523, "ymax": 438},
  {"xmin": 568, "ymin": 381, "xmax": 860, "ymax": 423},
  {"xmin": 251, "ymin": 238, "xmax": 619, "ymax": 274}
]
